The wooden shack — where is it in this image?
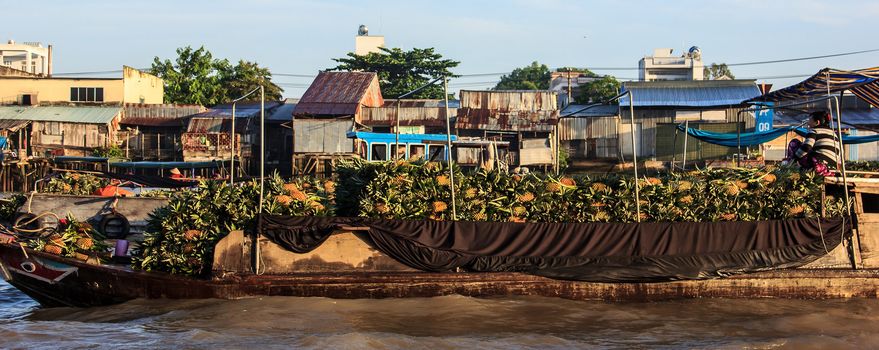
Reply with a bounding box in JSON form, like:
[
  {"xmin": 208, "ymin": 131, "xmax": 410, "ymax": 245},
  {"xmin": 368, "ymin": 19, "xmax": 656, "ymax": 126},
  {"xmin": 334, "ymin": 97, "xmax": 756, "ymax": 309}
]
[
  {"xmin": 118, "ymin": 103, "xmax": 206, "ymax": 161},
  {"xmin": 292, "ymin": 71, "xmax": 384, "ymax": 175},
  {"xmin": 455, "ymin": 90, "xmax": 559, "ymax": 168},
  {"xmin": 0, "ymin": 106, "xmax": 123, "ymax": 157}
]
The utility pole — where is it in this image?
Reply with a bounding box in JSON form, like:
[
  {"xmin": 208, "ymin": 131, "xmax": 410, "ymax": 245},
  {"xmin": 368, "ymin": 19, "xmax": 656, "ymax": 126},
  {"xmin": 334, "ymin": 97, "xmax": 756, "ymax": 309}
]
[{"xmin": 567, "ymin": 68, "xmax": 573, "ymax": 105}]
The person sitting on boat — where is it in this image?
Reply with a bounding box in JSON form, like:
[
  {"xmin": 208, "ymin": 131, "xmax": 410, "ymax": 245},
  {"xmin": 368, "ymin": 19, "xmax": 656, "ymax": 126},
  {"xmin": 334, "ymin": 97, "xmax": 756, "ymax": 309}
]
[
  {"xmin": 169, "ymin": 168, "xmax": 184, "ymax": 180},
  {"xmin": 785, "ymin": 111, "xmax": 839, "ymax": 176}
]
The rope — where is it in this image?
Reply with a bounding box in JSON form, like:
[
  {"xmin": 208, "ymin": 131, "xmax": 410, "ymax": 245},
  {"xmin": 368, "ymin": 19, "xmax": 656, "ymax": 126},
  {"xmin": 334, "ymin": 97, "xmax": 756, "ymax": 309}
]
[
  {"xmin": 12, "ymin": 211, "xmax": 61, "ymax": 233},
  {"xmin": 817, "ymin": 216, "xmax": 828, "ymax": 254}
]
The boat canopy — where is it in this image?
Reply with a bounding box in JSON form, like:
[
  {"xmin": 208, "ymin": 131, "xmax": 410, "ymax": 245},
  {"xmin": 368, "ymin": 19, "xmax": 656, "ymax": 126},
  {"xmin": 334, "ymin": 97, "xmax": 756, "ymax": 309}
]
[
  {"xmin": 676, "ymin": 124, "xmax": 879, "ymax": 147},
  {"xmin": 747, "ymin": 67, "xmax": 879, "ymax": 107},
  {"xmin": 109, "ymin": 160, "xmax": 227, "ymax": 169}
]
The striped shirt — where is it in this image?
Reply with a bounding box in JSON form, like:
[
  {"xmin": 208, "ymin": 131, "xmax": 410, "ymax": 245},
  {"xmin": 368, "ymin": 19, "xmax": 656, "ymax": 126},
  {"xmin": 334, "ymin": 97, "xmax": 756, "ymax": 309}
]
[{"xmin": 795, "ymin": 126, "xmax": 840, "ymax": 168}]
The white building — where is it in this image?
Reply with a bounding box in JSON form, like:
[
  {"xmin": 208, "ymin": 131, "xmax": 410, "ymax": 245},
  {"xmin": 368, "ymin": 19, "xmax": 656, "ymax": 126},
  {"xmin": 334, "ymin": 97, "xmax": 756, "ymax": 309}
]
[
  {"xmin": 354, "ymin": 25, "xmax": 385, "ymax": 55},
  {"xmin": 0, "ymin": 40, "xmax": 52, "ymax": 76},
  {"xmin": 638, "ymin": 47, "xmax": 703, "ymax": 81}
]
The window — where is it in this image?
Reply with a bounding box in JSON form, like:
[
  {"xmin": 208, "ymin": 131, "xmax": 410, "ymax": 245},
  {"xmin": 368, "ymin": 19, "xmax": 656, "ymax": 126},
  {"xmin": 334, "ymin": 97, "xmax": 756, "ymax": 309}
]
[
  {"xmin": 427, "ymin": 145, "xmax": 446, "ymax": 161},
  {"xmin": 370, "ymin": 143, "xmax": 388, "ymax": 161},
  {"xmin": 70, "ymin": 87, "xmax": 104, "ymax": 102},
  {"xmin": 391, "ymin": 143, "xmax": 407, "ymax": 159},
  {"xmin": 409, "ymin": 144, "xmax": 426, "ymax": 160}
]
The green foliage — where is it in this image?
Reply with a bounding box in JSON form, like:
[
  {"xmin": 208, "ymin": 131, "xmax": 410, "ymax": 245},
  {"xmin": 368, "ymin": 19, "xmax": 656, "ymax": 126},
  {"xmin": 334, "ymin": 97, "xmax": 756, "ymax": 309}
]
[
  {"xmin": 494, "ymin": 61, "xmax": 551, "ymax": 90},
  {"xmin": 92, "ymin": 145, "xmax": 125, "ymax": 159},
  {"xmin": 846, "ymin": 161, "xmax": 879, "ymax": 173},
  {"xmin": 150, "ymin": 46, "xmax": 282, "ymax": 105},
  {"xmin": 0, "ymin": 194, "xmax": 25, "ymax": 222},
  {"xmin": 330, "ymin": 47, "xmax": 459, "ymax": 99},
  {"xmin": 43, "ymin": 173, "xmax": 109, "ymax": 196},
  {"xmin": 132, "ymin": 174, "xmax": 335, "ymax": 276},
  {"xmin": 576, "ymin": 76, "xmax": 621, "ymax": 104},
  {"xmin": 337, "ymin": 162, "xmax": 846, "ymax": 223},
  {"xmin": 704, "ymin": 63, "xmax": 735, "ymax": 80}
]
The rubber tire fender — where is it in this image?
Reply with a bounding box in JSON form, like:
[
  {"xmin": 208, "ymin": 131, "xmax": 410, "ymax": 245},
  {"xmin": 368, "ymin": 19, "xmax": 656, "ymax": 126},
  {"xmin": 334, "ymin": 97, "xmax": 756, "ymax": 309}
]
[{"xmin": 99, "ymin": 212, "xmax": 130, "ymax": 239}]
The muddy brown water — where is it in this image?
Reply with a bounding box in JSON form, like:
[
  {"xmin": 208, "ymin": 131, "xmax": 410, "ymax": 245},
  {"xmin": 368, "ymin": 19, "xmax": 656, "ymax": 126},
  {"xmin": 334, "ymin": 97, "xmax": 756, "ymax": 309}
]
[{"xmin": 1, "ymin": 282, "xmax": 878, "ymax": 349}]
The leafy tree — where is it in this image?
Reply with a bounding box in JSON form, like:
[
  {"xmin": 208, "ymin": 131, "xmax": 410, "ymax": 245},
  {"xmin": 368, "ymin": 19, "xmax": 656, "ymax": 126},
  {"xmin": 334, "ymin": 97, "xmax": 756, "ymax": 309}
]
[
  {"xmin": 330, "ymin": 47, "xmax": 459, "ymax": 99},
  {"xmin": 151, "ymin": 46, "xmax": 282, "ymax": 105},
  {"xmin": 576, "ymin": 76, "xmax": 621, "ymax": 104},
  {"xmin": 494, "ymin": 61, "xmax": 551, "ymax": 90},
  {"xmin": 704, "ymin": 63, "xmax": 735, "ymax": 80}
]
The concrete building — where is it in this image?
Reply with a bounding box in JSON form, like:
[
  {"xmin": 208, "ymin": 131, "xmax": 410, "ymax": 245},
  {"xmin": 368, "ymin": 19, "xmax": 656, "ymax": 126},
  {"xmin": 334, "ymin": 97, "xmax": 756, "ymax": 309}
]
[
  {"xmin": 0, "ymin": 66, "xmax": 163, "ymax": 105},
  {"xmin": 354, "ymin": 25, "xmax": 385, "ymax": 55},
  {"xmin": 0, "ymin": 40, "xmax": 52, "ymax": 76},
  {"xmin": 639, "ymin": 47, "xmax": 704, "ymax": 81}
]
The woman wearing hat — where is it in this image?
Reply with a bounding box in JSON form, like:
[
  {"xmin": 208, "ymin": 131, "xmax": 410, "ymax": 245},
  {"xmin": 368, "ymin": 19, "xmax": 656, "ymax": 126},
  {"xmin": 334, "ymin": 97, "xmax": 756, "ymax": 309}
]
[{"xmin": 169, "ymin": 168, "xmax": 184, "ymax": 179}]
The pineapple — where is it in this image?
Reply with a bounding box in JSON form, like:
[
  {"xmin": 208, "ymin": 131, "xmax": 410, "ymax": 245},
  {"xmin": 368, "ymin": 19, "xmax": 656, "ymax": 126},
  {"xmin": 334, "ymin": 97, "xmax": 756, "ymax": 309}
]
[
  {"xmin": 560, "ymin": 177, "xmax": 576, "ymax": 187},
  {"xmin": 508, "ymin": 216, "xmax": 526, "ymax": 223},
  {"xmin": 676, "ymin": 181, "xmax": 693, "ymax": 191},
  {"xmin": 590, "ymin": 183, "xmax": 608, "ymax": 192},
  {"xmin": 48, "ymin": 234, "xmax": 64, "ymax": 247},
  {"xmin": 645, "ymin": 177, "xmax": 662, "ymax": 186},
  {"xmin": 594, "ymin": 211, "xmax": 610, "ymax": 222},
  {"xmin": 283, "ymin": 183, "xmax": 299, "ymax": 194},
  {"xmin": 762, "ymin": 173, "xmax": 777, "ymax": 184},
  {"xmin": 276, "ymin": 194, "xmax": 293, "ymax": 206},
  {"xmin": 435, "ymin": 175, "xmax": 450, "ymax": 186},
  {"xmin": 721, "ymin": 213, "xmax": 738, "ymax": 221},
  {"xmin": 725, "ymin": 183, "xmax": 740, "ymax": 196},
  {"xmin": 512, "ymin": 206, "xmax": 527, "ymax": 216},
  {"xmin": 75, "ymin": 237, "xmax": 94, "ymax": 250},
  {"xmin": 290, "ymin": 189, "xmax": 308, "ymax": 202},
  {"xmin": 323, "ymin": 180, "xmax": 336, "ymax": 193},
  {"xmin": 184, "ymin": 229, "xmax": 203, "ymax": 241},
  {"xmin": 73, "ymin": 252, "xmax": 90, "ymax": 261},
  {"xmin": 517, "ymin": 192, "xmax": 535, "ymax": 203},
  {"xmin": 545, "ymin": 182, "xmax": 562, "ymax": 193},
  {"xmin": 310, "ymin": 202, "xmax": 325, "ymax": 211},
  {"xmin": 735, "ymin": 180, "xmax": 749, "ymax": 190},
  {"xmin": 464, "ymin": 188, "xmax": 477, "ymax": 199},
  {"xmin": 432, "ymin": 201, "xmax": 448, "ymax": 213},
  {"xmin": 473, "ymin": 212, "xmax": 487, "ymax": 221},
  {"xmin": 43, "ymin": 244, "xmax": 63, "ymax": 255},
  {"xmin": 183, "ymin": 243, "xmax": 196, "ymax": 254},
  {"xmin": 678, "ymin": 195, "xmax": 694, "ymax": 205},
  {"xmin": 375, "ymin": 203, "xmax": 390, "ymax": 214},
  {"xmin": 787, "ymin": 205, "xmax": 805, "ymax": 216}
]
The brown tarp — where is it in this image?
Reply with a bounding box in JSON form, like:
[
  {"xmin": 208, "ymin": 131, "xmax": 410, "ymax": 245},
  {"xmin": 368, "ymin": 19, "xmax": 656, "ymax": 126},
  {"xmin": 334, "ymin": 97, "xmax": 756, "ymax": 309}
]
[{"xmin": 260, "ymin": 215, "xmax": 851, "ymax": 282}]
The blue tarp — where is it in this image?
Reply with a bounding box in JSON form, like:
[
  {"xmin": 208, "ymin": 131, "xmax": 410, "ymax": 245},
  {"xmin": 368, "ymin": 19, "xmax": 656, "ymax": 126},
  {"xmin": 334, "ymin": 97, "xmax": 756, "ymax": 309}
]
[
  {"xmin": 675, "ymin": 125, "xmax": 796, "ymax": 147},
  {"xmin": 676, "ymin": 125, "xmax": 879, "ymax": 147},
  {"xmin": 0, "ymin": 137, "xmax": 6, "ymax": 150}
]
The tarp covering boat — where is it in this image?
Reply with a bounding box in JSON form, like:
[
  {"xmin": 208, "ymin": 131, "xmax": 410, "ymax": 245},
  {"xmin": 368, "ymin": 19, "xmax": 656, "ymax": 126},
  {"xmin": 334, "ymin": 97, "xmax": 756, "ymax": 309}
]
[
  {"xmin": 747, "ymin": 67, "xmax": 879, "ymax": 107},
  {"xmin": 260, "ymin": 215, "xmax": 850, "ymax": 282},
  {"xmin": 675, "ymin": 125, "xmax": 879, "ymax": 147}
]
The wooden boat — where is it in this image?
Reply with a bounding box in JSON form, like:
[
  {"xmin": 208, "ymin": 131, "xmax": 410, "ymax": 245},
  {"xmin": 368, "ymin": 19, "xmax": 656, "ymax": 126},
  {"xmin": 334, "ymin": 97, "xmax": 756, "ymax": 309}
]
[{"xmin": 2, "ymin": 177, "xmax": 878, "ymax": 308}]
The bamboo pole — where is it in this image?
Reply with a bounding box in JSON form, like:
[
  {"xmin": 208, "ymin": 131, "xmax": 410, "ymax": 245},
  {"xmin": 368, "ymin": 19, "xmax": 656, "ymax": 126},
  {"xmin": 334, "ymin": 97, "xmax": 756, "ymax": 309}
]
[{"xmin": 443, "ymin": 77, "xmax": 457, "ymax": 220}]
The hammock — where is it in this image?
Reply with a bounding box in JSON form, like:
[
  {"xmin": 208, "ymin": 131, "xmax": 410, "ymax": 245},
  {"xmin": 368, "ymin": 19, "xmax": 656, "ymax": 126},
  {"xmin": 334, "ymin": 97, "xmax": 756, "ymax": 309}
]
[
  {"xmin": 676, "ymin": 125, "xmax": 879, "ymax": 147},
  {"xmin": 260, "ymin": 215, "xmax": 850, "ymax": 283}
]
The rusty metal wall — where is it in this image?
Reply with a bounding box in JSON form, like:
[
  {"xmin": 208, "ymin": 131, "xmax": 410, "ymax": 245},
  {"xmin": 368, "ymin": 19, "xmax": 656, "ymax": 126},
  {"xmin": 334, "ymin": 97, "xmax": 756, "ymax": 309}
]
[
  {"xmin": 361, "ymin": 101, "xmax": 457, "ymax": 127},
  {"xmin": 456, "ymin": 90, "xmax": 559, "ymax": 132}
]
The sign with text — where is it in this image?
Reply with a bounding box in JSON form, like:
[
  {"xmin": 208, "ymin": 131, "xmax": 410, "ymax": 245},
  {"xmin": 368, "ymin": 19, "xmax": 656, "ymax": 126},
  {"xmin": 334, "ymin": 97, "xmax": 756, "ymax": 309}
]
[{"xmin": 754, "ymin": 102, "xmax": 774, "ymax": 132}]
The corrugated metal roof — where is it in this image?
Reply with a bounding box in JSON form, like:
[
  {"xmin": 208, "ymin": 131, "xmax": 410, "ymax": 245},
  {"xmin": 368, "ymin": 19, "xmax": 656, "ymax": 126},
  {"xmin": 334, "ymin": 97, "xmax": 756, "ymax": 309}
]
[
  {"xmin": 190, "ymin": 101, "xmax": 283, "ymax": 119},
  {"xmin": 361, "ymin": 99, "xmax": 459, "ymax": 127},
  {"xmin": 560, "ymin": 104, "xmax": 619, "ymax": 117},
  {"xmin": 267, "ymin": 99, "xmax": 297, "ymax": 122},
  {"xmin": 294, "ymin": 71, "xmax": 384, "ymax": 117},
  {"xmin": 186, "ymin": 117, "xmax": 250, "ymax": 133},
  {"xmin": 620, "ymin": 80, "xmax": 761, "ymax": 107},
  {"xmin": 456, "ymin": 90, "xmax": 559, "ymax": 131},
  {"xmin": 121, "ymin": 103, "xmax": 207, "ymax": 127},
  {"xmin": 0, "ymin": 106, "xmax": 121, "ymax": 124}
]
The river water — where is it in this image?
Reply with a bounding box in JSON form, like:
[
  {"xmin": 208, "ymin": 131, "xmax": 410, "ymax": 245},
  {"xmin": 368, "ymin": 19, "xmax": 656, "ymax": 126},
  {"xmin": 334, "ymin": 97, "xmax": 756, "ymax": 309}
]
[{"xmin": 1, "ymin": 282, "xmax": 878, "ymax": 349}]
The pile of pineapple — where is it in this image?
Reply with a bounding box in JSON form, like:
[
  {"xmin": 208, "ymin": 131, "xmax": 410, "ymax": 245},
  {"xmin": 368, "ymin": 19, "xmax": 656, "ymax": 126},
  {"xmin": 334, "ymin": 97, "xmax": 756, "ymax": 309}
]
[
  {"xmin": 43, "ymin": 173, "xmax": 109, "ymax": 196},
  {"xmin": 338, "ymin": 160, "xmax": 846, "ymax": 223},
  {"xmin": 132, "ymin": 174, "xmax": 335, "ymax": 276},
  {"xmin": 28, "ymin": 216, "xmax": 108, "ymax": 262}
]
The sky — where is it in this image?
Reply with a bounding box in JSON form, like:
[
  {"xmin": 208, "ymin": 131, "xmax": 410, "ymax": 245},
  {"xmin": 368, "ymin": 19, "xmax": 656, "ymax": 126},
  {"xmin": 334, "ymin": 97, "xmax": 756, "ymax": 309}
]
[{"xmin": 4, "ymin": 0, "xmax": 879, "ymax": 98}]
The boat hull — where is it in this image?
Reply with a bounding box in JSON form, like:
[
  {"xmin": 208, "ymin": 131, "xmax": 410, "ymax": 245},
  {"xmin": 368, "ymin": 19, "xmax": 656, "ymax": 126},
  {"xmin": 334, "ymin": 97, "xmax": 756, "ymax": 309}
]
[{"xmin": 2, "ymin": 243, "xmax": 878, "ymax": 308}]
